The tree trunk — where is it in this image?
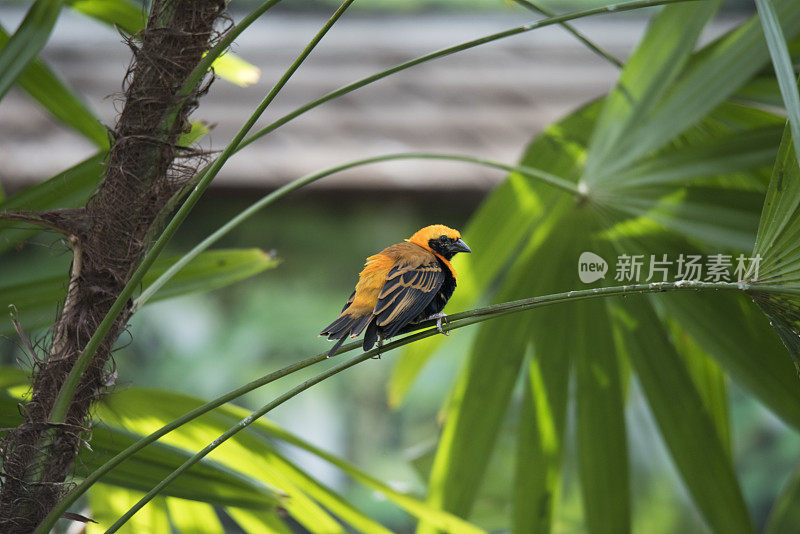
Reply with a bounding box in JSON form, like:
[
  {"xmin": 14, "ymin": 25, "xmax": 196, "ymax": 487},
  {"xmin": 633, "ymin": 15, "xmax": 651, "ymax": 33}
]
[{"xmin": 0, "ymin": 1, "xmax": 226, "ymax": 530}]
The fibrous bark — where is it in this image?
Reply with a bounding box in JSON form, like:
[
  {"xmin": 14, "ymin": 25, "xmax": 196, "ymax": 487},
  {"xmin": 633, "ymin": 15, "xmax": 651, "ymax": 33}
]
[{"xmin": 0, "ymin": 1, "xmax": 227, "ymax": 531}]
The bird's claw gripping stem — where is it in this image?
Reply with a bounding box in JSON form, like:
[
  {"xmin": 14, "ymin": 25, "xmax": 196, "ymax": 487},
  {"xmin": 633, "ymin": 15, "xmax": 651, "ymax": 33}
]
[
  {"xmin": 372, "ymin": 337, "xmax": 383, "ymax": 359},
  {"xmin": 430, "ymin": 313, "xmax": 450, "ymax": 336}
]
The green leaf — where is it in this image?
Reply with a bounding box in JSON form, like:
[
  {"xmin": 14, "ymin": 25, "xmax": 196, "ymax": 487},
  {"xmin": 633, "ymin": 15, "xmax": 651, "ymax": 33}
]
[
  {"xmin": 607, "ymin": 0, "xmax": 800, "ymax": 175},
  {"xmin": 166, "ymin": 498, "xmax": 224, "ymax": 533},
  {"xmin": 0, "ymin": 368, "xmax": 27, "ymax": 389},
  {"xmin": 80, "ymin": 425, "xmax": 279, "ymax": 509},
  {"xmin": 609, "ymin": 232, "xmax": 735, "ymax": 455},
  {"xmin": 607, "ymin": 125, "xmax": 782, "ymax": 189},
  {"xmin": 265, "ymin": 450, "xmax": 393, "ymax": 534},
  {"xmin": 0, "ymin": 23, "xmax": 108, "ymax": 147},
  {"xmin": 751, "ymin": 120, "xmax": 800, "ymax": 366},
  {"xmin": 753, "ymin": 123, "xmax": 800, "ymax": 275},
  {"xmin": 179, "ymin": 121, "xmax": 211, "ymax": 146},
  {"xmin": 755, "ymin": 0, "xmax": 800, "ymax": 165},
  {"xmin": 413, "ymin": 290, "xmax": 530, "ymax": 533},
  {"xmin": 95, "ymin": 388, "xmax": 347, "ymax": 533},
  {"xmin": 68, "ymin": 0, "xmax": 144, "ymax": 34},
  {"xmin": 510, "ymin": 213, "xmax": 613, "ymax": 534},
  {"xmin": 87, "ymin": 485, "xmax": 169, "ymax": 534},
  {"xmin": 226, "ymin": 508, "xmax": 291, "ymax": 534},
  {"xmin": 392, "ymin": 5, "xmax": 800, "ymax": 533},
  {"xmin": 575, "ymin": 299, "xmax": 629, "ymax": 534},
  {"xmin": 613, "ymin": 298, "xmax": 753, "ymax": 534},
  {"xmin": 664, "ymin": 318, "xmax": 731, "ymax": 455},
  {"xmin": 67, "ymin": 0, "xmax": 261, "ymax": 86},
  {"xmin": 734, "ymin": 75, "xmax": 783, "ymax": 108},
  {"xmin": 0, "ymin": 153, "xmax": 105, "ymax": 253},
  {"xmin": 0, "ymin": 0, "xmax": 64, "ymax": 101},
  {"xmin": 105, "ymin": 386, "xmax": 483, "ymax": 533},
  {"xmin": 658, "ymin": 292, "xmax": 800, "ymax": 431},
  {"xmin": 222, "ymin": 405, "xmax": 487, "ymax": 534},
  {"xmin": 764, "ymin": 463, "xmax": 800, "ymax": 534},
  {"xmin": 618, "ymin": 187, "xmax": 765, "ymax": 251},
  {"xmin": 0, "ymin": 388, "xmax": 280, "ymax": 510},
  {"xmin": 212, "ymin": 53, "xmax": 261, "ymax": 87},
  {"xmin": 391, "ymin": 55, "xmax": 785, "ymax": 404},
  {"xmin": 585, "ymin": 0, "xmax": 722, "ymax": 180},
  {"xmin": 141, "ymin": 248, "xmax": 280, "ymax": 302},
  {"xmin": 0, "ymin": 248, "xmax": 279, "ymax": 336},
  {"xmin": 513, "ymin": 315, "xmax": 571, "ymax": 534}
]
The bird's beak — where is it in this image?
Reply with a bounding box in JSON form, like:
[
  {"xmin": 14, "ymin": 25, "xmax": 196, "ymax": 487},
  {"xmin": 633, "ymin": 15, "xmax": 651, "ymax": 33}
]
[{"xmin": 453, "ymin": 238, "xmax": 471, "ymax": 253}]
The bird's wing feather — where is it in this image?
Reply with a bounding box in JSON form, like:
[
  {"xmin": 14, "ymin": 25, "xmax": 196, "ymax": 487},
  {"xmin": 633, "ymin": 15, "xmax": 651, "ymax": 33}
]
[
  {"xmin": 374, "ymin": 260, "xmax": 444, "ymax": 338},
  {"xmin": 341, "ymin": 290, "xmax": 356, "ymax": 312}
]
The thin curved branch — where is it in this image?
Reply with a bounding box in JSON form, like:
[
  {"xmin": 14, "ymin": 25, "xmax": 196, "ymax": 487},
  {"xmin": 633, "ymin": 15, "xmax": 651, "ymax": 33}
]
[
  {"xmin": 512, "ymin": 0, "xmax": 624, "ymax": 68},
  {"xmin": 134, "ymin": 152, "xmax": 578, "ymax": 310},
  {"xmin": 39, "ymin": 279, "xmax": 792, "ymax": 532},
  {"xmin": 236, "ymin": 0, "xmax": 690, "ymax": 152}
]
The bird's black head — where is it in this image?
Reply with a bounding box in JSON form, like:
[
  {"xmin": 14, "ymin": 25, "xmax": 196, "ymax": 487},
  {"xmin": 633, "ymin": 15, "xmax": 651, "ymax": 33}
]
[
  {"xmin": 428, "ymin": 234, "xmax": 472, "ymax": 261},
  {"xmin": 408, "ymin": 225, "xmax": 471, "ymax": 260}
]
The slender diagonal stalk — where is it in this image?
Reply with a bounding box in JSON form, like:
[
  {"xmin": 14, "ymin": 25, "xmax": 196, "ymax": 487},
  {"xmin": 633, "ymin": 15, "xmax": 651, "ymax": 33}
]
[
  {"xmin": 0, "ymin": 0, "xmax": 64, "ymax": 101},
  {"xmin": 105, "ymin": 280, "xmax": 789, "ymax": 531},
  {"xmin": 236, "ymin": 0, "xmax": 692, "ymax": 152},
  {"xmin": 135, "ymin": 153, "xmax": 578, "ymax": 309},
  {"xmin": 755, "ymin": 0, "xmax": 800, "ymax": 165},
  {"xmin": 46, "ymin": 0, "xmax": 355, "ymax": 428},
  {"xmin": 158, "ymin": 0, "xmax": 284, "ymax": 134},
  {"xmin": 512, "ymin": 0, "xmax": 623, "ymax": 68}
]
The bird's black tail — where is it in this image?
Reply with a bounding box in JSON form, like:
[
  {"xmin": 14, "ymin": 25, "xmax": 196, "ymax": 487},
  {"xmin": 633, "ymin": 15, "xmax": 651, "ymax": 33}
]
[
  {"xmin": 320, "ymin": 312, "xmax": 372, "ymax": 357},
  {"xmin": 362, "ymin": 321, "xmax": 379, "ymax": 352}
]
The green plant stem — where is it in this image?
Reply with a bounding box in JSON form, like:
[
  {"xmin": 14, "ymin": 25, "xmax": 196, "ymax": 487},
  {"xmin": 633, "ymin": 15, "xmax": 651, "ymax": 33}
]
[
  {"xmin": 104, "ymin": 280, "xmax": 787, "ymax": 532},
  {"xmin": 754, "ymin": 0, "xmax": 800, "ymax": 165},
  {"xmin": 0, "ymin": 0, "xmax": 64, "ymax": 101},
  {"xmin": 236, "ymin": 0, "xmax": 691, "ymax": 153},
  {"xmin": 157, "ymin": 0, "xmax": 284, "ymax": 134},
  {"xmin": 188, "ymin": 0, "xmax": 282, "ymax": 94},
  {"xmin": 134, "ymin": 153, "xmax": 578, "ymax": 309},
  {"xmin": 512, "ymin": 0, "xmax": 624, "ymax": 68},
  {"xmin": 47, "ymin": 0, "xmax": 354, "ymax": 427}
]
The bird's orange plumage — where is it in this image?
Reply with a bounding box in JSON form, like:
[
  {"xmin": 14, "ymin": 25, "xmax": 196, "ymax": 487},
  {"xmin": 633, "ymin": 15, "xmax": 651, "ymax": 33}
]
[
  {"xmin": 320, "ymin": 225, "xmax": 470, "ymax": 356},
  {"xmin": 348, "ymin": 253, "xmax": 395, "ymax": 314}
]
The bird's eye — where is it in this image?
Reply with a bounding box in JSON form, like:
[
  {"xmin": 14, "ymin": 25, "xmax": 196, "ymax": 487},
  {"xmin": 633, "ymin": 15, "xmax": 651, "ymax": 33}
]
[{"xmin": 438, "ymin": 235, "xmax": 448, "ymax": 243}]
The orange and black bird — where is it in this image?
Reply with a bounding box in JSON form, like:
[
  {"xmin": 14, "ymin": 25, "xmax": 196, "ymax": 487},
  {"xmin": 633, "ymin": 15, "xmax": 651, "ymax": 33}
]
[{"xmin": 320, "ymin": 224, "xmax": 471, "ymax": 357}]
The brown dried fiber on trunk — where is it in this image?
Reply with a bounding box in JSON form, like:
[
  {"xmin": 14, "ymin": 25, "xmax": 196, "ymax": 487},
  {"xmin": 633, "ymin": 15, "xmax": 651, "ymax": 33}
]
[{"xmin": 0, "ymin": 1, "xmax": 227, "ymax": 531}]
